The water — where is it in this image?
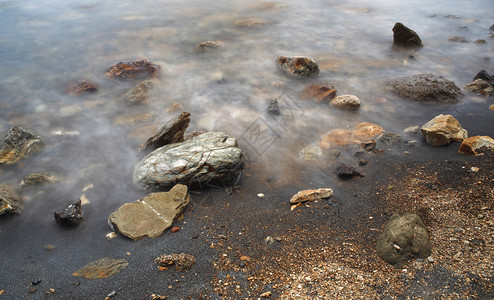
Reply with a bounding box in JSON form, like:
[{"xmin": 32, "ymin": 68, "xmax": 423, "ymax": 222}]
[{"xmin": 0, "ymin": 0, "xmax": 493, "ymax": 297}]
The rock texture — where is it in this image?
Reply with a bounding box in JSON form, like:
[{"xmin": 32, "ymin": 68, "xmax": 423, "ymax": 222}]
[
  {"xmin": 464, "ymin": 79, "xmax": 493, "ymax": 96},
  {"xmin": 127, "ymin": 79, "xmax": 156, "ymax": 104},
  {"xmin": 108, "ymin": 184, "xmax": 190, "ymax": 241},
  {"xmin": 473, "ymin": 70, "xmax": 494, "ymax": 88},
  {"xmin": 392, "ymin": 23, "xmax": 423, "ymax": 48},
  {"xmin": 66, "ymin": 79, "xmax": 97, "ymax": 96},
  {"xmin": 321, "ymin": 122, "xmax": 384, "ymax": 149},
  {"xmin": 73, "ymin": 258, "xmax": 129, "ymax": 279},
  {"xmin": 303, "ymin": 85, "xmax": 337, "ymax": 104},
  {"xmin": 330, "ymin": 94, "xmax": 361, "ymax": 110},
  {"xmin": 385, "ymin": 73, "xmax": 463, "ymax": 103},
  {"xmin": 195, "ymin": 41, "xmax": 224, "ymax": 52},
  {"xmin": 235, "ymin": 17, "xmax": 270, "ymax": 27},
  {"xmin": 421, "ymin": 114, "xmax": 468, "ymax": 146},
  {"xmin": 134, "ymin": 132, "xmax": 244, "ymax": 190},
  {"xmin": 0, "ymin": 126, "xmax": 44, "ymax": 165},
  {"xmin": 155, "ymin": 253, "xmax": 196, "ymax": 271},
  {"xmin": 0, "ymin": 184, "xmax": 22, "ymax": 215},
  {"xmin": 458, "ymin": 136, "xmax": 494, "ymax": 155},
  {"xmin": 276, "ymin": 56, "xmax": 319, "ymax": 79},
  {"xmin": 376, "ymin": 212, "xmax": 431, "ymax": 267},
  {"xmin": 138, "ymin": 112, "xmax": 191, "ymax": 152},
  {"xmin": 106, "ymin": 59, "xmax": 160, "ymax": 80},
  {"xmin": 54, "ymin": 199, "xmax": 82, "ymax": 226},
  {"xmin": 289, "ymin": 188, "xmax": 333, "ymax": 204}
]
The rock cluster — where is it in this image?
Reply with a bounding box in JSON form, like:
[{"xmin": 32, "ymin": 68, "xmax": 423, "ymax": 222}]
[{"xmin": 421, "ymin": 114, "xmax": 468, "ymax": 146}]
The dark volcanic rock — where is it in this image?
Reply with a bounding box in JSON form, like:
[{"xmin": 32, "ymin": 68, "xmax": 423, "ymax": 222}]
[
  {"xmin": 0, "ymin": 184, "xmax": 22, "ymax": 215},
  {"xmin": 106, "ymin": 59, "xmax": 160, "ymax": 80},
  {"xmin": 473, "ymin": 70, "xmax": 494, "ymax": 88},
  {"xmin": 267, "ymin": 98, "xmax": 281, "ymax": 115},
  {"xmin": 384, "ymin": 73, "xmax": 464, "ymax": 103},
  {"xmin": 54, "ymin": 199, "xmax": 82, "ymax": 226},
  {"xmin": 66, "ymin": 79, "xmax": 97, "ymax": 96},
  {"xmin": 275, "ymin": 56, "xmax": 319, "ymax": 78},
  {"xmin": 138, "ymin": 112, "xmax": 191, "ymax": 152},
  {"xmin": 376, "ymin": 212, "xmax": 431, "ymax": 267},
  {"xmin": 134, "ymin": 132, "xmax": 244, "ymax": 190},
  {"xmin": 334, "ymin": 164, "xmax": 363, "ymax": 179},
  {"xmin": 392, "ymin": 23, "xmax": 423, "ymax": 48},
  {"xmin": 127, "ymin": 79, "xmax": 156, "ymax": 104},
  {"xmin": 0, "ymin": 126, "xmax": 44, "ymax": 165},
  {"xmin": 73, "ymin": 257, "xmax": 129, "ymax": 279},
  {"xmin": 155, "ymin": 253, "xmax": 196, "ymax": 271},
  {"xmin": 303, "ymin": 85, "xmax": 337, "ymax": 104}
]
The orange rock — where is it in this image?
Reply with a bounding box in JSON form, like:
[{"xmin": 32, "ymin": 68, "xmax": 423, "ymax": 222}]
[
  {"xmin": 458, "ymin": 136, "xmax": 494, "ymax": 155},
  {"xmin": 106, "ymin": 59, "xmax": 160, "ymax": 80},
  {"xmin": 321, "ymin": 122, "xmax": 383, "ymax": 149},
  {"xmin": 290, "ymin": 188, "xmax": 333, "ymax": 204},
  {"xmin": 171, "ymin": 226, "xmax": 180, "ymax": 233},
  {"xmin": 302, "ymin": 85, "xmax": 337, "ymax": 103}
]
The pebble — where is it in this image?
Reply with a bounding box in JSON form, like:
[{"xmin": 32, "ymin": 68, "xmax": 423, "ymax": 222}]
[
  {"xmin": 427, "ymin": 256, "xmax": 434, "ymax": 263},
  {"xmin": 257, "ymin": 193, "xmax": 265, "ymax": 198},
  {"xmin": 43, "ymin": 244, "xmax": 56, "ymax": 251},
  {"xmin": 265, "ymin": 236, "xmax": 274, "ymax": 244},
  {"xmin": 471, "ymin": 167, "xmax": 479, "ymax": 172},
  {"xmin": 106, "ymin": 232, "xmax": 118, "ymax": 240}
]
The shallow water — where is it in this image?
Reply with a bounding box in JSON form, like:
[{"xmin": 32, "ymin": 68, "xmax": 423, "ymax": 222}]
[{"xmin": 0, "ymin": 0, "xmax": 493, "ymax": 297}]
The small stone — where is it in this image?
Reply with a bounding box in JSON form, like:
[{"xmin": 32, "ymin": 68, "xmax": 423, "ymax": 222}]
[
  {"xmin": 45, "ymin": 288, "xmax": 55, "ymax": 295},
  {"xmin": 54, "ymin": 199, "xmax": 82, "ymax": 226},
  {"xmin": 299, "ymin": 144, "xmax": 322, "ymax": 161},
  {"xmin": 361, "ymin": 140, "xmax": 376, "ymax": 151},
  {"xmin": 359, "ymin": 159, "xmax": 368, "ymax": 166},
  {"xmin": 0, "ymin": 184, "xmax": 22, "ymax": 215},
  {"xmin": 275, "ymin": 56, "xmax": 319, "ymax": 79},
  {"xmin": 195, "ymin": 41, "xmax": 224, "ymax": 52},
  {"xmin": 137, "ymin": 112, "xmax": 191, "ymax": 152},
  {"xmin": 448, "ymin": 36, "xmax": 468, "ymax": 42},
  {"xmin": 235, "ymin": 17, "xmax": 270, "ymax": 27},
  {"xmin": 475, "ymin": 39, "xmax": 487, "ymax": 44},
  {"xmin": 404, "ymin": 126, "xmax": 419, "ymax": 133},
  {"xmin": 105, "ymin": 232, "xmax": 118, "ymax": 240},
  {"xmin": 464, "ymin": 79, "xmax": 493, "ymax": 96},
  {"xmin": 330, "ymin": 94, "xmax": 361, "ymax": 110},
  {"xmin": 171, "ymin": 226, "xmax": 180, "ymax": 233},
  {"xmin": 260, "ymin": 291, "xmax": 272, "ymax": 298},
  {"xmin": 66, "ymin": 79, "xmax": 97, "ymax": 96},
  {"xmin": 265, "ymin": 236, "xmax": 274, "ymax": 244},
  {"xmin": 43, "ymin": 244, "xmax": 56, "ymax": 251},
  {"xmin": 106, "ymin": 59, "xmax": 160, "ymax": 80},
  {"xmin": 28, "ymin": 287, "xmax": 37, "ymax": 293},
  {"xmin": 334, "ymin": 164, "xmax": 363, "ymax": 179},
  {"xmin": 427, "ymin": 256, "xmax": 434, "ymax": 263},
  {"xmin": 490, "ymin": 104, "xmax": 494, "ymax": 111},
  {"xmin": 19, "ymin": 173, "xmax": 58, "ymax": 188},
  {"xmin": 378, "ymin": 132, "xmax": 402, "ymax": 145},
  {"xmin": 392, "ymin": 23, "xmax": 423, "ymax": 48},
  {"xmin": 257, "ymin": 193, "xmax": 265, "ymax": 198},
  {"xmin": 155, "ymin": 253, "xmax": 195, "ymax": 271},
  {"xmin": 289, "ymin": 188, "xmax": 333, "ymax": 204},
  {"xmin": 0, "ymin": 126, "xmax": 44, "ymax": 165},
  {"xmin": 73, "ymin": 257, "xmax": 129, "ymax": 279},
  {"xmin": 267, "ymin": 98, "xmax": 280, "ymax": 115}
]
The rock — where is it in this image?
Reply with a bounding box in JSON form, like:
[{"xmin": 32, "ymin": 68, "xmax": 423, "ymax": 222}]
[
  {"xmin": 378, "ymin": 132, "xmax": 402, "ymax": 145},
  {"xmin": 0, "ymin": 184, "xmax": 22, "ymax": 215},
  {"xmin": 392, "ymin": 23, "xmax": 423, "ymax": 48},
  {"xmin": 165, "ymin": 102, "xmax": 184, "ymax": 114},
  {"xmin": 235, "ymin": 17, "xmax": 270, "ymax": 27},
  {"xmin": 289, "ymin": 188, "xmax": 333, "ymax": 204},
  {"xmin": 138, "ymin": 112, "xmax": 191, "ymax": 152},
  {"xmin": 490, "ymin": 32, "xmax": 494, "ymax": 39},
  {"xmin": 490, "ymin": 104, "xmax": 494, "ymax": 111},
  {"xmin": 473, "ymin": 70, "xmax": 494, "ymax": 88},
  {"xmin": 73, "ymin": 258, "xmax": 129, "ymax": 279},
  {"xmin": 106, "ymin": 59, "xmax": 160, "ymax": 80},
  {"xmin": 361, "ymin": 140, "xmax": 376, "ymax": 151},
  {"xmin": 464, "ymin": 79, "xmax": 493, "ymax": 96},
  {"xmin": 421, "ymin": 114, "xmax": 468, "ymax": 146},
  {"xmin": 404, "ymin": 126, "xmax": 419, "ymax": 134},
  {"xmin": 134, "ymin": 132, "xmax": 244, "ymax": 190},
  {"xmin": 54, "ymin": 199, "xmax": 82, "ymax": 226},
  {"xmin": 19, "ymin": 173, "xmax": 58, "ymax": 188},
  {"xmin": 491, "ymin": 24, "xmax": 494, "ymax": 31},
  {"xmin": 195, "ymin": 41, "xmax": 224, "ymax": 52},
  {"xmin": 183, "ymin": 130, "xmax": 206, "ymax": 141},
  {"xmin": 126, "ymin": 79, "xmax": 156, "ymax": 104},
  {"xmin": 155, "ymin": 253, "xmax": 196, "ymax": 271},
  {"xmin": 448, "ymin": 36, "xmax": 468, "ymax": 42},
  {"xmin": 299, "ymin": 144, "xmax": 322, "ymax": 161},
  {"xmin": 475, "ymin": 39, "xmax": 487, "ymax": 44},
  {"xmin": 275, "ymin": 56, "xmax": 319, "ymax": 79},
  {"xmin": 384, "ymin": 73, "xmax": 464, "ymax": 103},
  {"xmin": 108, "ymin": 184, "xmax": 190, "ymax": 241},
  {"xmin": 0, "ymin": 126, "xmax": 44, "ymax": 165},
  {"xmin": 376, "ymin": 212, "xmax": 431, "ymax": 267},
  {"xmin": 330, "ymin": 94, "xmax": 361, "ymax": 110},
  {"xmin": 66, "ymin": 79, "xmax": 97, "ymax": 96},
  {"xmin": 358, "ymin": 159, "xmax": 368, "ymax": 166},
  {"xmin": 267, "ymin": 98, "xmax": 281, "ymax": 115},
  {"xmin": 321, "ymin": 122, "xmax": 384, "ymax": 149},
  {"xmin": 458, "ymin": 136, "xmax": 494, "ymax": 155},
  {"xmin": 334, "ymin": 164, "xmax": 363, "ymax": 179},
  {"xmin": 303, "ymin": 85, "xmax": 337, "ymax": 104}
]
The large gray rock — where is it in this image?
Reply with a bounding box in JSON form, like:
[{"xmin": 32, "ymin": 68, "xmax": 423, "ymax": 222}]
[
  {"xmin": 134, "ymin": 132, "xmax": 244, "ymax": 190},
  {"xmin": 0, "ymin": 126, "xmax": 44, "ymax": 165},
  {"xmin": 384, "ymin": 73, "xmax": 464, "ymax": 103},
  {"xmin": 392, "ymin": 23, "xmax": 423, "ymax": 48},
  {"xmin": 138, "ymin": 112, "xmax": 191, "ymax": 152},
  {"xmin": 0, "ymin": 184, "xmax": 22, "ymax": 215},
  {"xmin": 275, "ymin": 56, "xmax": 319, "ymax": 78},
  {"xmin": 421, "ymin": 114, "xmax": 468, "ymax": 146},
  {"xmin": 376, "ymin": 212, "xmax": 431, "ymax": 268},
  {"xmin": 108, "ymin": 184, "xmax": 190, "ymax": 241}
]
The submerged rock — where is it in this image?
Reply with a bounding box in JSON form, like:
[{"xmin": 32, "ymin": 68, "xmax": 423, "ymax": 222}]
[
  {"xmin": 54, "ymin": 199, "xmax": 82, "ymax": 226},
  {"xmin": 275, "ymin": 56, "xmax": 319, "ymax": 79},
  {"xmin": 421, "ymin": 114, "xmax": 468, "ymax": 146},
  {"xmin": 195, "ymin": 41, "xmax": 224, "ymax": 52},
  {"xmin": 106, "ymin": 59, "xmax": 160, "ymax": 80},
  {"xmin": 134, "ymin": 132, "xmax": 244, "ymax": 190},
  {"xmin": 155, "ymin": 253, "xmax": 196, "ymax": 271},
  {"xmin": 138, "ymin": 112, "xmax": 191, "ymax": 152},
  {"xmin": 303, "ymin": 85, "xmax": 337, "ymax": 104},
  {"xmin": 376, "ymin": 212, "xmax": 431, "ymax": 268},
  {"xmin": 235, "ymin": 17, "xmax": 270, "ymax": 27},
  {"xmin": 473, "ymin": 70, "xmax": 494, "ymax": 88},
  {"xmin": 334, "ymin": 164, "xmax": 363, "ymax": 179},
  {"xmin": 448, "ymin": 36, "xmax": 468, "ymax": 42},
  {"xmin": 298, "ymin": 144, "xmax": 322, "ymax": 161},
  {"xmin": 392, "ymin": 23, "xmax": 423, "ymax": 48},
  {"xmin": 108, "ymin": 184, "xmax": 189, "ymax": 241},
  {"xmin": 126, "ymin": 79, "xmax": 156, "ymax": 104},
  {"xmin": 0, "ymin": 126, "xmax": 44, "ymax": 165},
  {"xmin": 330, "ymin": 94, "xmax": 361, "ymax": 110},
  {"xmin": 19, "ymin": 173, "xmax": 58, "ymax": 188},
  {"xmin": 73, "ymin": 258, "xmax": 129, "ymax": 279},
  {"xmin": 267, "ymin": 98, "xmax": 281, "ymax": 115},
  {"xmin": 464, "ymin": 79, "xmax": 493, "ymax": 96},
  {"xmin": 289, "ymin": 188, "xmax": 333, "ymax": 204},
  {"xmin": 183, "ymin": 130, "xmax": 206, "ymax": 141},
  {"xmin": 66, "ymin": 79, "xmax": 97, "ymax": 96},
  {"xmin": 384, "ymin": 73, "xmax": 463, "ymax": 103},
  {"xmin": 475, "ymin": 39, "xmax": 487, "ymax": 44},
  {"xmin": 458, "ymin": 136, "xmax": 494, "ymax": 155},
  {"xmin": 378, "ymin": 132, "xmax": 402, "ymax": 145},
  {"xmin": 0, "ymin": 184, "xmax": 22, "ymax": 216},
  {"xmin": 321, "ymin": 122, "xmax": 384, "ymax": 149}
]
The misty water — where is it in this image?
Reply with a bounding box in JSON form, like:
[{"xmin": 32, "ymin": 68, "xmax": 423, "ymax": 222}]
[{"xmin": 0, "ymin": 0, "xmax": 493, "ymax": 297}]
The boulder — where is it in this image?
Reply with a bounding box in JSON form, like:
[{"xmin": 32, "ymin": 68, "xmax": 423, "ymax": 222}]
[
  {"xmin": 108, "ymin": 184, "xmax": 190, "ymax": 241},
  {"xmin": 267, "ymin": 98, "xmax": 281, "ymax": 115},
  {"xmin": 303, "ymin": 85, "xmax": 337, "ymax": 104},
  {"xmin": 392, "ymin": 23, "xmax": 423, "ymax": 48},
  {"xmin": 235, "ymin": 17, "xmax": 270, "ymax": 27},
  {"xmin": 138, "ymin": 112, "xmax": 191, "ymax": 152},
  {"xmin": 289, "ymin": 188, "xmax": 333, "ymax": 204},
  {"xmin": 458, "ymin": 136, "xmax": 494, "ymax": 155},
  {"xmin": 195, "ymin": 41, "xmax": 224, "ymax": 52},
  {"xmin": 0, "ymin": 184, "xmax": 22, "ymax": 215},
  {"xmin": 330, "ymin": 94, "xmax": 361, "ymax": 110},
  {"xmin": 321, "ymin": 122, "xmax": 384, "ymax": 149},
  {"xmin": 473, "ymin": 70, "xmax": 494, "ymax": 88},
  {"xmin": 376, "ymin": 212, "xmax": 431, "ymax": 267},
  {"xmin": 66, "ymin": 79, "xmax": 97, "ymax": 96},
  {"xmin": 421, "ymin": 114, "xmax": 468, "ymax": 146},
  {"xmin": 0, "ymin": 126, "xmax": 44, "ymax": 165},
  {"xmin": 275, "ymin": 56, "xmax": 319, "ymax": 79},
  {"xmin": 464, "ymin": 79, "xmax": 493, "ymax": 96},
  {"xmin": 134, "ymin": 132, "xmax": 244, "ymax": 190},
  {"xmin": 155, "ymin": 253, "xmax": 196, "ymax": 271},
  {"xmin": 73, "ymin": 258, "xmax": 129, "ymax": 279},
  {"xmin": 126, "ymin": 79, "xmax": 156, "ymax": 104},
  {"xmin": 54, "ymin": 199, "xmax": 82, "ymax": 226},
  {"xmin": 384, "ymin": 73, "xmax": 464, "ymax": 103},
  {"xmin": 106, "ymin": 59, "xmax": 160, "ymax": 80}
]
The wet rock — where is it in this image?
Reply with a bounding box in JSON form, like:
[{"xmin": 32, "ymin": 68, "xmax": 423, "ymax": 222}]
[
  {"xmin": 19, "ymin": 173, "xmax": 58, "ymax": 188},
  {"xmin": 464, "ymin": 79, "xmax": 493, "ymax": 96},
  {"xmin": 361, "ymin": 140, "xmax": 376, "ymax": 151},
  {"xmin": 126, "ymin": 79, "xmax": 156, "ymax": 104},
  {"xmin": 378, "ymin": 132, "xmax": 402, "ymax": 145},
  {"xmin": 66, "ymin": 79, "xmax": 97, "ymax": 96},
  {"xmin": 404, "ymin": 126, "xmax": 420, "ymax": 134},
  {"xmin": 384, "ymin": 73, "xmax": 463, "ymax": 103},
  {"xmin": 275, "ymin": 56, "xmax": 319, "ymax": 79},
  {"xmin": 321, "ymin": 122, "xmax": 384, "ymax": 149},
  {"xmin": 195, "ymin": 41, "xmax": 224, "ymax": 52},
  {"xmin": 235, "ymin": 17, "xmax": 270, "ymax": 27},
  {"xmin": 267, "ymin": 98, "xmax": 281, "ymax": 115},
  {"xmin": 0, "ymin": 126, "xmax": 44, "ymax": 165},
  {"xmin": 108, "ymin": 184, "xmax": 190, "ymax": 241},
  {"xmin": 54, "ymin": 199, "xmax": 82, "ymax": 226},
  {"xmin": 491, "ymin": 24, "xmax": 494, "ymax": 31},
  {"xmin": 73, "ymin": 258, "xmax": 129, "ymax": 279},
  {"xmin": 298, "ymin": 144, "xmax": 322, "ymax": 161},
  {"xmin": 165, "ymin": 102, "xmax": 184, "ymax": 114},
  {"xmin": 330, "ymin": 94, "xmax": 360, "ymax": 110},
  {"xmin": 106, "ymin": 59, "xmax": 160, "ymax": 80},
  {"xmin": 303, "ymin": 85, "xmax": 337, "ymax": 104},
  {"xmin": 458, "ymin": 136, "xmax": 494, "ymax": 155},
  {"xmin": 392, "ymin": 23, "xmax": 423, "ymax": 48},
  {"xmin": 134, "ymin": 132, "xmax": 244, "ymax": 190},
  {"xmin": 0, "ymin": 184, "xmax": 22, "ymax": 215},
  {"xmin": 473, "ymin": 70, "xmax": 494, "ymax": 88},
  {"xmin": 448, "ymin": 36, "xmax": 468, "ymax": 42},
  {"xmin": 421, "ymin": 114, "xmax": 468, "ymax": 146},
  {"xmin": 376, "ymin": 212, "xmax": 431, "ymax": 268},
  {"xmin": 289, "ymin": 188, "xmax": 333, "ymax": 204},
  {"xmin": 490, "ymin": 104, "xmax": 494, "ymax": 111},
  {"xmin": 183, "ymin": 130, "xmax": 206, "ymax": 141},
  {"xmin": 475, "ymin": 39, "xmax": 487, "ymax": 44},
  {"xmin": 155, "ymin": 253, "xmax": 196, "ymax": 271},
  {"xmin": 138, "ymin": 112, "xmax": 191, "ymax": 152},
  {"xmin": 334, "ymin": 164, "xmax": 363, "ymax": 179}
]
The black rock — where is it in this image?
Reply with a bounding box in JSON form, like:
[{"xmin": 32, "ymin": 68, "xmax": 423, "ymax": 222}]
[
  {"xmin": 54, "ymin": 199, "xmax": 82, "ymax": 226},
  {"xmin": 473, "ymin": 70, "xmax": 494, "ymax": 88},
  {"xmin": 392, "ymin": 23, "xmax": 423, "ymax": 48},
  {"xmin": 334, "ymin": 164, "xmax": 364, "ymax": 179},
  {"xmin": 267, "ymin": 98, "xmax": 281, "ymax": 115}
]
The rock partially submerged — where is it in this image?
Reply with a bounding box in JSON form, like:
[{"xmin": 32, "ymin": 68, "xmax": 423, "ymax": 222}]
[
  {"xmin": 0, "ymin": 126, "xmax": 44, "ymax": 165},
  {"xmin": 19, "ymin": 173, "xmax": 58, "ymax": 188},
  {"xmin": 458, "ymin": 136, "xmax": 494, "ymax": 155},
  {"xmin": 392, "ymin": 23, "xmax": 423, "ymax": 48},
  {"xmin": 155, "ymin": 253, "xmax": 196, "ymax": 271},
  {"xmin": 127, "ymin": 79, "xmax": 156, "ymax": 104},
  {"xmin": 421, "ymin": 114, "xmax": 468, "ymax": 146},
  {"xmin": 464, "ymin": 79, "xmax": 493, "ymax": 96},
  {"xmin": 275, "ymin": 56, "xmax": 319, "ymax": 79},
  {"xmin": 267, "ymin": 98, "xmax": 281, "ymax": 115},
  {"xmin": 108, "ymin": 184, "xmax": 190, "ymax": 241},
  {"xmin": 138, "ymin": 112, "xmax": 191, "ymax": 152},
  {"xmin": 73, "ymin": 258, "xmax": 129, "ymax": 279},
  {"xmin": 66, "ymin": 79, "xmax": 97, "ymax": 96},
  {"xmin": 289, "ymin": 188, "xmax": 333, "ymax": 204},
  {"xmin": 376, "ymin": 212, "xmax": 431, "ymax": 268},
  {"xmin": 195, "ymin": 41, "xmax": 224, "ymax": 52},
  {"xmin": 330, "ymin": 94, "xmax": 361, "ymax": 110},
  {"xmin": 384, "ymin": 73, "xmax": 463, "ymax": 103},
  {"xmin": 54, "ymin": 199, "xmax": 82, "ymax": 226},
  {"xmin": 235, "ymin": 17, "xmax": 270, "ymax": 27},
  {"xmin": 0, "ymin": 184, "xmax": 22, "ymax": 216},
  {"xmin": 106, "ymin": 59, "xmax": 160, "ymax": 80},
  {"xmin": 473, "ymin": 70, "xmax": 494, "ymax": 88},
  {"xmin": 134, "ymin": 132, "xmax": 244, "ymax": 190},
  {"xmin": 302, "ymin": 85, "xmax": 337, "ymax": 104},
  {"xmin": 321, "ymin": 122, "xmax": 384, "ymax": 149}
]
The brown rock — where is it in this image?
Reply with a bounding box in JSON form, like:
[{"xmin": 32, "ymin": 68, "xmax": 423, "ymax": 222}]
[
  {"xmin": 0, "ymin": 184, "xmax": 22, "ymax": 215},
  {"xmin": 127, "ymin": 79, "xmax": 156, "ymax": 104},
  {"xmin": 155, "ymin": 253, "xmax": 195, "ymax": 271},
  {"xmin": 235, "ymin": 17, "xmax": 270, "ymax": 27},
  {"xmin": 195, "ymin": 41, "xmax": 224, "ymax": 52},
  {"xmin": 66, "ymin": 79, "xmax": 97, "ymax": 96},
  {"xmin": 321, "ymin": 122, "xmax": 384, "ymax": 149},
  {"xmin": 275, "ymin": 56, "xmax": 319, "ymax": 79},
  {"xmin": 421, "ymin": 114, "xmax": 468, "ymax": 146},
  {"xmin": 106, "ymin": 59, "xmax": 160, "ymax": 80},
  {"xmin": 464, "ymin": 79, "xmax": 493, "ymax": 96},
  {"xmin": 302, "ymin": 85, "xmax": 337, "ymax": 103},
  {"xmin": 392, "ymin": 23, "xmax": 423, "ymax": 48},
  {"xmin": 165, "ymin": 102, "xmax": 184, "ymax": 114},
  {"xmin": 138, "ymin": 112, "xmax": 191, "ymax": 152},
  {"xmin": 184, "ymin": 130, "xmax": 206, "ymax": 141},
  {"xmin": 171, "ymin": 226, "xmax": 180, "ymax": 233},
  {"xmin": 73, "ymin": 257, "xmax": 129, "ymax": 279},
  {"xmin": 458, "ymin": 136, "xmax": 494, "ymax": 155},
  {"xmin": 0, "ymin": 126, "xmax": 44, "ymax": 165},
  {"xmin": 289, "ymin": 188, "xmax": 333, "ymax": 204},
  {"xmin": 330, "ymin": 94, "xmax": 361, "ymax": 110}
]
